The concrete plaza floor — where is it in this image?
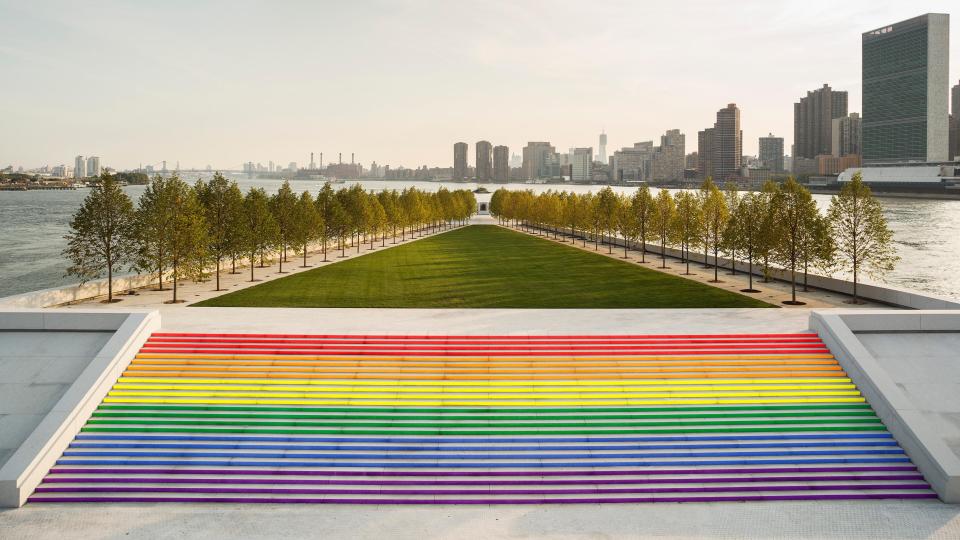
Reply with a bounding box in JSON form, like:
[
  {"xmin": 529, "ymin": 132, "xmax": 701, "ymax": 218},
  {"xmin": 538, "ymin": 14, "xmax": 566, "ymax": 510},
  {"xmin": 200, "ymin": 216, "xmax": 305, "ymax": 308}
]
[{"xmin": 2, "ymin": 498, "xmax": 958, "ymax": 539}]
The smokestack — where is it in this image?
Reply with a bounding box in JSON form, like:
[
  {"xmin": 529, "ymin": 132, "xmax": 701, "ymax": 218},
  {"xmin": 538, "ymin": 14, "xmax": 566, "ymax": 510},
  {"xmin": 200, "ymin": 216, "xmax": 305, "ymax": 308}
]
[
  {"xmin": 320, "ymin": 153, "xmax": 323, "ymax": 168},
  {"xmin": 339, "ymin": 153, "xmax": 342, "ymax": 165},
  {"xmin": 351, "ymin": 153, "xmax": 354, "ymax": 165},
  {"xmin": 310, "ymin": 152, "xmax": 314, "ymax": 168}
]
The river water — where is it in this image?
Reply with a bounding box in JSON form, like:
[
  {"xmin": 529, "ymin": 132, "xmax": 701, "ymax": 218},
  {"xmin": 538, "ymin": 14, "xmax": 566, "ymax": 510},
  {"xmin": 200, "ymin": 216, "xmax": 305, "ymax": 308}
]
[{"xmin": 1, "ymin": 174, "xmax": 958, "ymax": 299}]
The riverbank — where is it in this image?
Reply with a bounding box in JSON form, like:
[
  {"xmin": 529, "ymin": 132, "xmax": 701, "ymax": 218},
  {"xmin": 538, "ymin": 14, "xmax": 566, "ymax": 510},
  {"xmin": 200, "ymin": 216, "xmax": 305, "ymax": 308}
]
[
  {"xmin": 3, "ymin": 177, "xmax": 960, "ymax": 300},
  {"xmin": 0, "ymin": 223, "xmax": 465, "ymax": 311}
]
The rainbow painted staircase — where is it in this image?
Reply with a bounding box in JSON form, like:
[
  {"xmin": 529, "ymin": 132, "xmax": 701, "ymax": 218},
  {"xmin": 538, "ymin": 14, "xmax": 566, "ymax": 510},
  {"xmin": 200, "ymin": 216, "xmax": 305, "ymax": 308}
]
[{"xmin": 28, "ymin": 332, "xmax": 935, "ymax": 504}]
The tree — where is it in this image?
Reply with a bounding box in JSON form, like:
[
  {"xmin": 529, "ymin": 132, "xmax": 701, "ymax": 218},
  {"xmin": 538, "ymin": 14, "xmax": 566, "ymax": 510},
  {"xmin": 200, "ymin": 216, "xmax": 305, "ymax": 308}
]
[
  {"xmin": 331, "ymin": 191, "xmax": 351, "ymax": 257},
  {"xmin": 595, "ymin": 187, "xmax": 619, "ymax": 253},
  {"xmin": 827, "ymin": 173, "xmax": 899, "ymax": 303},
  {"xmin": 224, "ymin": 183, "xmax": 245, "ymax": 275},
  {"xmin": 378, "ymin": 190, "xmax": 401, "ymax": 244},
  {"xmin": 195, "ymin": 172, "xmax": 242, "ymax": 291},
  {"xmin": 165, "ymin": 177, "xmax": 207, "ymax": 303},
  {"xmin": 772, "ymin": 177, "xmax": 819, "ymax": 304},
  {"xmin": 701, "ymin": 180, "xmax": 729, "ymax": 282},
  {"xmin": 800, "ymin": 210, "xmax": 835, "ymax": 292},
  {"xmin": 758, "ymin": 180, "xmax": 781, "ymax": 283},
  {"xmin": 399, "ymin": 188, "xmax": 422, "ymax": 240},
  {"xmin": 290, "ymin": 191, "xmax": 321, "ymax": 267},
  {"xmin": 672, "ymin": 190, "xmax": 702, "ymax": 275},
  {"xmin": 731, "ymin": 192, "xmax": 766, "ymax": 293},
  {"xmin": 561, "ymin": 193, "xmax": 580, "ymax": 242},
  {"xmin": 241, "ymin": 187, "xmax": 279, "ymax": 282},
  {"xmin": 650, "ymin": 189, "xmax": 676, "ymax": 269},
  {"xmin": 631, "ymin": 186, "xmax": 654, "ymax": 263},
  {"xmin": 345, "ymin": 185, "xmax": 371, "ymax": 251},
  {"xmin": 615, "ymin": 194, "xmax": 638, "ymax": 259},
  {"xmin": 722, "ymin": 182, "xmax": 741, "ymax": 275},
  {"xmin": 368, "ymin": 195, "xmax": 386, "ymax": 249},
  {"xmin": 575, "ymin": 193, "xmax": 594, "ymax": 247},
  {"xmin": 133, "ymin": 175, "xmax": 172, "ymax": 290},
  {"xmin": 314, "ymin": 182, "xmax": 335, "ymax": 261},
  {"xmin": 270, "ymin": 181, "xmax": 297, "ymax": 272},
  {"xmin": 62, "ymin": 173, "xmax": 136, "ymax": 302}
]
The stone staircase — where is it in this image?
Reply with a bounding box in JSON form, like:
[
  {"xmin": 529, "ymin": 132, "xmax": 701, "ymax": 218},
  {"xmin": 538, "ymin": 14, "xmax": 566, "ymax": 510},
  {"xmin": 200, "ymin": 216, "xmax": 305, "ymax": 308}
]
[{"xmin": 27, "ymin": 333, "xmax": 935, "ymax": 504}]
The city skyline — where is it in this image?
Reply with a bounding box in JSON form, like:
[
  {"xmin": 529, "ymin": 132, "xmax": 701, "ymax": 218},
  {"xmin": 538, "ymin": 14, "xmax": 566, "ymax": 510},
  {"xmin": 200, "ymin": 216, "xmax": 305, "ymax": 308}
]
[{"xmin": 1, "ymin": 1, "xmax": 959, "ymax": 170}]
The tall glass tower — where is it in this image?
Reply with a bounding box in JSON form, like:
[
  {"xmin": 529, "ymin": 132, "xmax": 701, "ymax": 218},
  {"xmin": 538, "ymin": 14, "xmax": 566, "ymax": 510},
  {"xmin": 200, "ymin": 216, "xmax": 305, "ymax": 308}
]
[{"xmin": 861, "ymin": 13, "xmax": 949, "ymax": 163}]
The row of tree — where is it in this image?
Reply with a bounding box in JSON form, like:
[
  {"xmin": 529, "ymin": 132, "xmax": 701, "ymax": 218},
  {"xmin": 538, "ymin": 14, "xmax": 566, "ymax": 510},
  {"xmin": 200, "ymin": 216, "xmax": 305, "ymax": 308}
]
[
  {"xmin": 64, "ymin": 173, "xmax": 477, "ymax": 302},
  {"xmin": 489, "ymin": 174, "xmax": 897, "ymax": 303}
]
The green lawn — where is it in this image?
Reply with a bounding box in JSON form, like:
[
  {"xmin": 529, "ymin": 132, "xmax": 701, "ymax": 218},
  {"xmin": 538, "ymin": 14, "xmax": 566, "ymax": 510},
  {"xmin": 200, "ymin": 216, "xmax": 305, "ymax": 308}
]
[{"xmin": 193, "ymin": 225, "xmax": 774, "ymax": 308}]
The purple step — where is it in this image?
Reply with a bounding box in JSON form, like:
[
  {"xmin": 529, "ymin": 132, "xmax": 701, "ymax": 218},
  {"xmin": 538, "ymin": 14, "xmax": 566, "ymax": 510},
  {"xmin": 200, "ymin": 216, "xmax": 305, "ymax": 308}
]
[{"xmin": 27, "ymin": 493, "xmax": 940, "ymax": 504}]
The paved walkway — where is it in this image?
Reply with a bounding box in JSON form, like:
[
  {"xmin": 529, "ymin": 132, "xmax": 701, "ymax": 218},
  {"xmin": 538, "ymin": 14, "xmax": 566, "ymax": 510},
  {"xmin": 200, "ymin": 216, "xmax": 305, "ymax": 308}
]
[
  {"xmin": 62, "ymin": 216, "xmax": 883, "ymax": 311},
  {"xmin": 498, "ymin": 221, "xmax": 883, "ymax": 309},
  {"xmin": 62, "ymin": 224, "xmax": 466, "ymax": 312}
]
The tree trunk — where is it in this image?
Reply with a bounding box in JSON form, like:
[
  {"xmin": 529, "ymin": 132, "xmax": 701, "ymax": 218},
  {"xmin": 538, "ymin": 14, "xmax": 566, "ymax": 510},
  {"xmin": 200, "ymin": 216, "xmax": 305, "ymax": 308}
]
[
  {"xmin": 791, "ymin": 261, "xmax": 797, "ymax": 303},
  {"xmin": 215, "ymin": 259, "xmax": 221, "ymax": 291},
  {"xmin": 107, "ymin": 257, "xmax": 113, "ymax": 302},
  {"xmin": 853, "ymin": 257, "xmax": 859, "ymax": 303},
  {"xmin": 713, "ymin": 245, "xmax": 719, "ymax": 281},
  {"xmin": 250, "ymin": 254, "xmax": 255, "ymax": 282}
]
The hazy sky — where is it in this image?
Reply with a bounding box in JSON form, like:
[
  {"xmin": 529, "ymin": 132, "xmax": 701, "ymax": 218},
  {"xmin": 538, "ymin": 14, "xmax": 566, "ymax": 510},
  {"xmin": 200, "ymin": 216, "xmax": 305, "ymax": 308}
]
[{"xmin": 1, "ymin": 1, "xmax": 958, "ymax": 171}]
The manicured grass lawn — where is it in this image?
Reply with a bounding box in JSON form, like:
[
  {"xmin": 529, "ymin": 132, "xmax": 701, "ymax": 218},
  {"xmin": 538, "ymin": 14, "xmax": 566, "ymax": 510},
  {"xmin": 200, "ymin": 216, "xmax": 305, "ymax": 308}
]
[{"xmin": 193, "ymin": 225, "xmax": 774, "ymax": 308}]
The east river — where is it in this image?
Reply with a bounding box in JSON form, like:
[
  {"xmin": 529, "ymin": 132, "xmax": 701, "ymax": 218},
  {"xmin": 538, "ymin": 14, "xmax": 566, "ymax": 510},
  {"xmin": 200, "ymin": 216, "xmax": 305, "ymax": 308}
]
[{"xmin": 1, "ymin": 174, "xmax": 958, "ymax": 299}]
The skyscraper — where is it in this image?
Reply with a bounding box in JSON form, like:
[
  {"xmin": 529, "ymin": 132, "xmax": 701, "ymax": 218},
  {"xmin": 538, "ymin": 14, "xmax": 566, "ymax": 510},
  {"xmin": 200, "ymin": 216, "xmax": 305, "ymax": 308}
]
[
  {"xmin": 493, "ymin": 145, "xmax": 509, "ymax": 182},
  {"xmin": 522, "ymin": 142, "xmax": 556, "ymax": 180},
  {"xmin": 697, "ymin": 128, "xmax": 714, "ymax": 180},
  {"xmin": 950, "ymin": 81, "xmax": 960, "ymax": 160},
  {"xmin": 831, "ymin": 113, "xmax": 863, "ymax": 157},
  {"xmin": 758, "ymin": 134, "xmax": 784, "ymax": 172},
  {"xmin": 74, "ymin": 155, "xmax": 86, "ymax": 179},
  {"xmin": 571, "ymin": 148, "xmax": 593, "ymax": 182},
  {"xmin": 651, "ymin": 129, "xmax": 685, "ymax": 181},
  {"xmin": 475, "ymin": 141, "xmax": 492, "ymax": 182},
  {"xmin": 862, "ymin": 13, "xmax": 950, "ymax": 163},
  {"xmin": 86, "ymin": 156, "xmax": 101, "ymax": 177},
  {"xmin": 953, "ymin": 80, "xmax": 960, "ymax": 115},
  {"xmin": 702, "ymin": 103, "xmax": 743, "ymax": 181},
  {"xmin": 453, "ymin": 142, "xmax": 468, "ymax": 180},
  {"xmin": 716, "ymin": 104, "xmax": 742, "ymax": 180},
  {"xmin": 598, "ymin": 131, "xmax": 607, "ymax": 164},
  {"xmin": 612, "ymin": 142, "xmax": 654, "ymax": 183},
  {"xmin": 793, "ymin": 84, "xmax": 848, "ymax": 160}
]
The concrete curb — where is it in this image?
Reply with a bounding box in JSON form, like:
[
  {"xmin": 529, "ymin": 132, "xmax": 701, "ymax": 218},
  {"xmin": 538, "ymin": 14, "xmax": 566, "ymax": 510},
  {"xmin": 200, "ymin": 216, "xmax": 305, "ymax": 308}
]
[
  {"xmin": 0, "ymin": 309, "xmax": 161, "ymax": 507},
  {"xmin": 810, "ymin": 310, "xmax": 960, "ymax": 503}
]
